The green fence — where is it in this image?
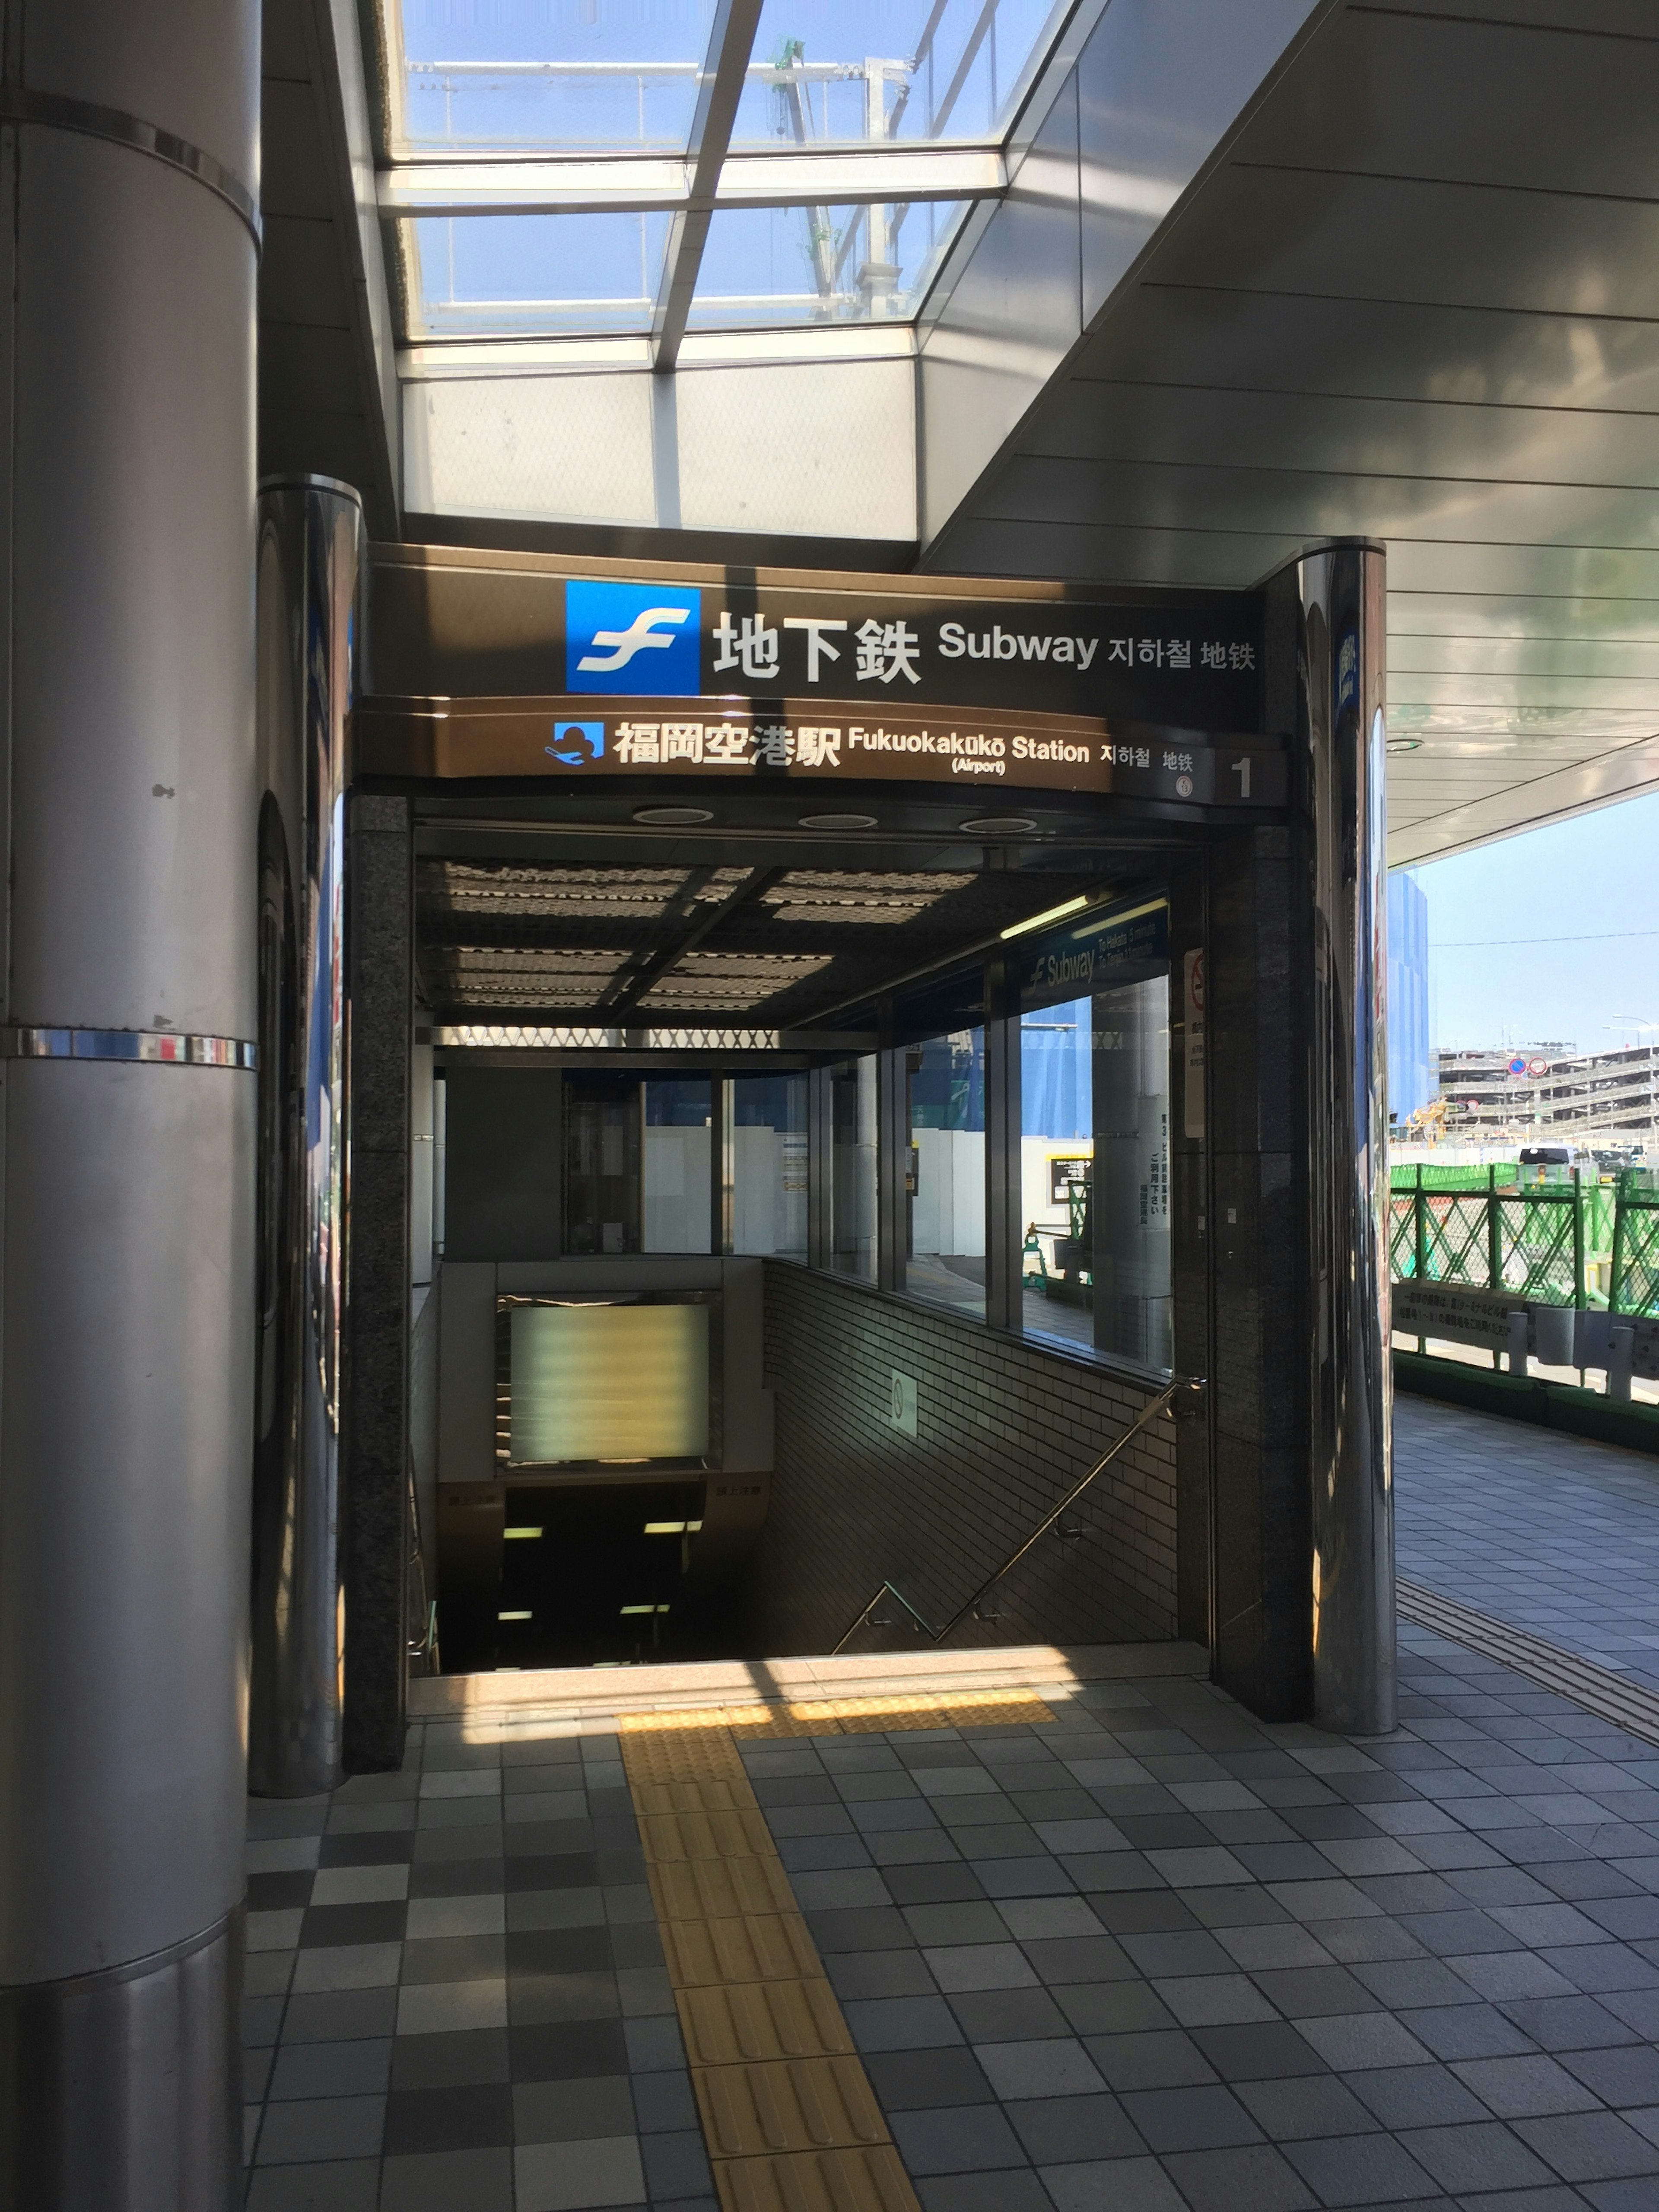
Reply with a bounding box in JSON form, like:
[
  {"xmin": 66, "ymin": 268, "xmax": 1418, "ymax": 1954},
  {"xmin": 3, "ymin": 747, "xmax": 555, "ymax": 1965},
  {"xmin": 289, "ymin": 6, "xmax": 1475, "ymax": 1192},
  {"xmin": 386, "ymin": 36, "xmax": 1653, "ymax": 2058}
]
[{"xmin": 1389, "ymin": 1165, "xmax": 1659, "ymax": 1318}]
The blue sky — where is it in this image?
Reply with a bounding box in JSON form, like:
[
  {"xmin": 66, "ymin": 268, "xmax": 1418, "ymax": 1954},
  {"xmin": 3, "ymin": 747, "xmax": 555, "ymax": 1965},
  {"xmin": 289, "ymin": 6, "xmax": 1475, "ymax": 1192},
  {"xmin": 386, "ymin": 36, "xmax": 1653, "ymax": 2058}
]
[{"xmin": 1405, "ymin": 788, "xmax": 1659, "ymax": 1056}]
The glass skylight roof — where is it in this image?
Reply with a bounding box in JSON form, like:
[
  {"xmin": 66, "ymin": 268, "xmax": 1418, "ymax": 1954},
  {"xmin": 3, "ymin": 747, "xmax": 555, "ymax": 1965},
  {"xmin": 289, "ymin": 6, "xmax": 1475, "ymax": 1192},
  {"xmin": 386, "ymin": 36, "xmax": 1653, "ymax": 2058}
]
[
  {"xmin": 732, "ymin": 0, "xmax": 1066, "ymax": 146},
  {"xmin": 381, "ymin": 0, "xmax": 1076, "ymax": 352},
  {"xmin": 407, "ymin": 210, "xmax": 674, "ymax": 337},
  {"xmin": 396, "ymin": 0, "xmax": 718, "ymax": 153},
  {"xmin": 689, "ymin": 200, "xmax": 967, "ymax": 327}
]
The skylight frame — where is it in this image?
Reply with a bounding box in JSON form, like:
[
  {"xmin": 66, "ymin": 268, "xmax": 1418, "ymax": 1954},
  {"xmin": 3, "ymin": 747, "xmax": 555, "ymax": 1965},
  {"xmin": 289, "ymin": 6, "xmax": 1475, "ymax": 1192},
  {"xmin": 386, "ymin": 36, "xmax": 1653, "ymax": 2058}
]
[{"xmin": 375, "ymin": 0, "xmax": 1087, "ymax": 360}]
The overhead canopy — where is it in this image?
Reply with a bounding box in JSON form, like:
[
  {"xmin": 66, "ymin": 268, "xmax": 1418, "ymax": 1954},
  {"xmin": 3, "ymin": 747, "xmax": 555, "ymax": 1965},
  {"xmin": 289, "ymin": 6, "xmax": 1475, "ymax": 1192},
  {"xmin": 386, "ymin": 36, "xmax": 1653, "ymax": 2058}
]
[{"xmin": 260, "ymin": 0, "xmax": 1659, "ymax": 866}]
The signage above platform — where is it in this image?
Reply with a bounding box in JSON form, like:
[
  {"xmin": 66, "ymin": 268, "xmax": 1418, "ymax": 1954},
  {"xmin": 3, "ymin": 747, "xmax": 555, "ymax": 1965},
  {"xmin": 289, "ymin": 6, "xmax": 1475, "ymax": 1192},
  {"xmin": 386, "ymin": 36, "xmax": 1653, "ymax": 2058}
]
[
  {"xmin": 1014, "ymin": 898, "xmax": 1171, "ymax": 1014},
  {"xmin": 358, "ymin": 695, "xmax": 1287, "ymax": 810},
  {"xmin": 516, "ymin": 576, "xmax": 1261, "ymax": 728}
]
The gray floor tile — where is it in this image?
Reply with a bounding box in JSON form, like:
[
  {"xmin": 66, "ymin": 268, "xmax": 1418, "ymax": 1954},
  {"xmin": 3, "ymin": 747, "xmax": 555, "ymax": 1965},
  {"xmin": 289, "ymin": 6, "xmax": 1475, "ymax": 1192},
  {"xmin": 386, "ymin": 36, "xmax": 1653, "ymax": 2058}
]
[
  {"xmin": 380, "ymin": 2146, "xmax": 515, "ymax": 2212},
  {"xmin": 915, "ymin": 2172, "xmax": 1054, "ymax": 2212},
  {"xmin": 1510, "ymin": 2110, "xmax": 1659, "ymax": 2183},
  {"xmin": 244, "ymin": 2162, "xmax": 381, "ymax": 2212},
  {"xmin": 844, "ymin": 1994, "xmax": 964, "ymax": 2051},
  {"xmin": 975, "ymin": 2037, "xmax": 1107, "ymax": 2101},
  {"xmin": 1343, "ymin": 2063, "xmax": 1491, "ymax": 2131},
  {"xmin": 1397, "ymin": 2120, "xmax": 1560, "ymax": 2193},
  {"xmin": 1282, "ymin": 2128, "xmax": 1441, "ymax": 2204},
  {"xmin": 1003, "ymin": 2091, "xmax": 1143, "ymax": 2164},
  {"xmin": 891, "ymin": 2102, "xmax": 1027, "ymax": 2174},
  {"xmin": 1036, "ymin": 2154, "xmax": 1189, "ymax": 2212},
  {"xmin": 1160, "ymin": 2142, "xmax": 1319, "ymax": 2212},
  {"xmin": 1234, "ymin": 2076, "xmax": 1379, "ymax": 2142},
  {"xmin": 951, "ymin": 1986, "xmax": 1071, "ymax": 2042},
  {"xmin": 864, "ymin": 2046, "xmax": 997, "ymax": 2110},
  {"xmin": 1450, "ymin": 2054, "xmax": 1604, "ymax": 2118}
]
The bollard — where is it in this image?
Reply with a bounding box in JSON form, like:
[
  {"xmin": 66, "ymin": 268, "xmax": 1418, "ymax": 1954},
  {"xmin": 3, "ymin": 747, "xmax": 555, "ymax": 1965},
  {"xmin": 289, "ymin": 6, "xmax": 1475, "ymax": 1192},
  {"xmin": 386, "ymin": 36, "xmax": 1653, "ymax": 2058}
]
[
  {"xmin": 1609, "ymin": 1325, "xmax": 1635, "ymax": 1403},
  {"xmin": 1506, "ymin": 1309, "xmax": 1530, "ymax": 1376},
  {"xmin": 1533, "ymin": 1304, "xmax": 1576, "ymax": 1368}
]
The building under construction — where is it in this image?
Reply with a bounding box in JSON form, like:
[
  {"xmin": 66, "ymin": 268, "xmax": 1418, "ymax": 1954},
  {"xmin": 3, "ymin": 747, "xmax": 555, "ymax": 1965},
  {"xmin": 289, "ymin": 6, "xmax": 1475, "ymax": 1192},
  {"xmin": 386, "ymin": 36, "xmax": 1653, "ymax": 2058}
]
[{"xmin": 1439, "ymin": 1043, "xmax": 1659, "ymax": 1146}]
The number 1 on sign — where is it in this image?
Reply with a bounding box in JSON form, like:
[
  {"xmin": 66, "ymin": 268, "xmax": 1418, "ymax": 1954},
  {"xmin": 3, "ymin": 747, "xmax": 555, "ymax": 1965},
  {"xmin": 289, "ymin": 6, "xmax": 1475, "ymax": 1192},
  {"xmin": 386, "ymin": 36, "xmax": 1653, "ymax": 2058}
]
[{"xmin": 1231, "ymin": 757, "xmax": 1251, "ymax": 800}]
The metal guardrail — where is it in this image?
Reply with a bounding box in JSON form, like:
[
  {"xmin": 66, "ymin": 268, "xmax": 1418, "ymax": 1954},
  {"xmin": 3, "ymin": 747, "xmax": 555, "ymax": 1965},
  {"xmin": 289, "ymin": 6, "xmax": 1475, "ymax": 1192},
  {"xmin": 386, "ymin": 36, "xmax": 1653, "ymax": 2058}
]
[
  {"xmin": 1389, "ymin": 1164, "xmax": 1659, "ymax": 1318},
  {"xmin": 831, "ymin": 1379, "xmax": 1196, "ymax": 1657}
]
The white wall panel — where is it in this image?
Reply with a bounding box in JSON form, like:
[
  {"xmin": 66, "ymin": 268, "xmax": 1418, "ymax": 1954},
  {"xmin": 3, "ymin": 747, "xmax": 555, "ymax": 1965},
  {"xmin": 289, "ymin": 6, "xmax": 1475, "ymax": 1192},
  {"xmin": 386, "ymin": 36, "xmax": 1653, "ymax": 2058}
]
[{"xmin": 404, "ymin": 355, "xmax": 916, "ymax": 542}]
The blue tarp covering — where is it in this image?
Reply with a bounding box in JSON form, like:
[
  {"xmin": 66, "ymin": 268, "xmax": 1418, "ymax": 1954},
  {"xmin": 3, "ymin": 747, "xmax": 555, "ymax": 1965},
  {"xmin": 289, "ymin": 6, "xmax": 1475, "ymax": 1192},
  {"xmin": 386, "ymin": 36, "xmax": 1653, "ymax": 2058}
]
[{"xmin": 1021, "ymin": 996, "xmax": 1091, "ymax": 1140}]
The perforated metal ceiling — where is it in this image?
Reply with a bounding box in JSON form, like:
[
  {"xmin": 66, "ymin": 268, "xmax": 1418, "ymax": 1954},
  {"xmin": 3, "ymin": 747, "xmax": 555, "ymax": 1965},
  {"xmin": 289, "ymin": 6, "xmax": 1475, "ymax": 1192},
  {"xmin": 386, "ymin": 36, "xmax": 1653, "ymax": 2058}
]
[{"xmin": 415, "ymin": 858, "xmax": 1098, "ymax": 1023}]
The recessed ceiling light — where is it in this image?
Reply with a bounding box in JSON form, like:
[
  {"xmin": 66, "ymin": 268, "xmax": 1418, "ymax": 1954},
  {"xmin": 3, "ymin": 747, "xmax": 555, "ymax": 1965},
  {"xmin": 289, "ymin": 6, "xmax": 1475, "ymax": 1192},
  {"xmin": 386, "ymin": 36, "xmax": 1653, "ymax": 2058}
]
[
  {"xmin": 960, "ymin": 814, "xmax": 1038, "ymax": 835},
  {"xmin": 633, "ymin": 804, "xmax": 714, "ymax": 826},
  {"xmin": 798, "ymin": 811, "xmax": 878, "ymax": 831}
]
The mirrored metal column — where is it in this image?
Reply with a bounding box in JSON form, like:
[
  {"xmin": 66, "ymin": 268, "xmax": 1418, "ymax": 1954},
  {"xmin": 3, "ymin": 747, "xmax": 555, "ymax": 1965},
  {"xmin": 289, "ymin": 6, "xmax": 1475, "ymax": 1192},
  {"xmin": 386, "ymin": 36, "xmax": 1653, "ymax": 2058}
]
[
  {"xmin": 1298, "ymin": 542, "xmax": 1395, "ymax": 1736},
  {"xmin": 249, "ymin": 478, "xmax": 363, "ymax": 1797},
  {"xmin": 0, "ymin": 0, "xmax": 259, "ymax": 2195}
]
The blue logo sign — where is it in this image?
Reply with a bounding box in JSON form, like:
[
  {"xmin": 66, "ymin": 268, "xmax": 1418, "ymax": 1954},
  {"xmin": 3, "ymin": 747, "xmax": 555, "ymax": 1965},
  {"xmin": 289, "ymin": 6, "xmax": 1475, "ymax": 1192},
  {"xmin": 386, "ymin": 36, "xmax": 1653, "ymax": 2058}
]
[
  {"xmin": 547, "ymin": 720, "xmax": 605, "ymax": 767},
  {"xmin": 566, "ymin": 579, "xmax": 701, "ymax": 694}
]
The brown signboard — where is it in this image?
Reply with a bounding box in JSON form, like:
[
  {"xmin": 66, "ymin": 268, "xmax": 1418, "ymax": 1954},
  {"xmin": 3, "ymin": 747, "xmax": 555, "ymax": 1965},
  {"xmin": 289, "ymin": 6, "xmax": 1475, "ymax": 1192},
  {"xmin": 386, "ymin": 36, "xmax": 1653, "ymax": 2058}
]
[{"xmin": 357, "ymin": 694, "xmax": 1289, "ymax": 810}]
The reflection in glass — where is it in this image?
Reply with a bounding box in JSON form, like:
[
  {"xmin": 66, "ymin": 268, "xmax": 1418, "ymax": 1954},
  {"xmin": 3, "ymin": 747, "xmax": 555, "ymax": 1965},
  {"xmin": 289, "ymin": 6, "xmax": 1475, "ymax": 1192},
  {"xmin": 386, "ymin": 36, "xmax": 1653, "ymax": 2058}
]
[
  {"xmin": 830, "ymin": 1056, "xmax": 877, "ymax": 1281},
  {"xmin": 564, "ymin": 1073, "xmax": 711, "ymax": 1254},
  {"xmin": 732, "ymin": 1074, "xmax": 808, "ymax": 1260},
  {"xmin": 406, "ymin": 211, "xmax": 674, "ymax": 337},
  {"xmin": 396, "ymin": 0, "xmax": 716, "ymax": 153},
  {"xmin": 690, "ymin": 201, "xmax": 966, "ymax": 327},
  {"xmin": 733, "ymin": 0, "xmax": 1069, "ymax": 146},
  {"xmin": 565, "ymin": 1074, "xmax": 642, "ymax": 1255},
  {"xmin": 905, "ymin": 1027, "xmax": 986, "ymax": 1319},
  {"xmin": 643, "ymin": 1078, "xmax": 712, "ymax": 1254},
  {"xmin": 1020, "ymin": 981, "xmax": 1171, "ymax": 1369}
]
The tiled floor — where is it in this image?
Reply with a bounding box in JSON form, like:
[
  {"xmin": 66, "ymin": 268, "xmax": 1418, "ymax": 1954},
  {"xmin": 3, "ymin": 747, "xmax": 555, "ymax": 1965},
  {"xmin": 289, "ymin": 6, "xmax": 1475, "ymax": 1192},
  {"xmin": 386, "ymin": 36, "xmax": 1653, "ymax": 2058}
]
[
  {"xmin": 1395, "ymin": 1397, "xmax": 1659, "ymax": 1691},
  {"xmin": 248, "ymin": 1649, "xmax": 1659, "ymax": 2211},
  {"xmin": 242, "ymin": 1397, "xmax": 1659, "ymax": 2209},
  {"xmin": 243, "ymin": 1731, "xmax": 714, "ymax": 2212}
]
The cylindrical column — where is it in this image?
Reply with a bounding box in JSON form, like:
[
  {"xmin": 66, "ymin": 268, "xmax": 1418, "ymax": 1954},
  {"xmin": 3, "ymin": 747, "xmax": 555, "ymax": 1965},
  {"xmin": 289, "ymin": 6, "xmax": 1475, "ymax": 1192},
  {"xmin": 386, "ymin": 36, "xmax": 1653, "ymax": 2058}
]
[
  {"xmin": 250, "ymin": 479, "xmax": 363, "ymax": 1796},
  {"xmin": 0, "ymin": 0, "xmax": 259, "ymax": 2200},
  {"xmin": 1300, "ymin": 542, "xmax": 1396, "ymax": 1736}
]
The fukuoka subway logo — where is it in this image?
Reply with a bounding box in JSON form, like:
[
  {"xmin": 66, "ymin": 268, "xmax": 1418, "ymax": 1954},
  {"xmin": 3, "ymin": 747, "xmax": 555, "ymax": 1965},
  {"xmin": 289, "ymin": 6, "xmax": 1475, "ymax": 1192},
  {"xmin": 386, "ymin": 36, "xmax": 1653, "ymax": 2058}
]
[
  {"xmin": 547, "ymin": 721, "xmax": 604, "ymax": 766},
  {"xmin": 566, "ymin": 579, "xmax": 702, "ymax": 694}
]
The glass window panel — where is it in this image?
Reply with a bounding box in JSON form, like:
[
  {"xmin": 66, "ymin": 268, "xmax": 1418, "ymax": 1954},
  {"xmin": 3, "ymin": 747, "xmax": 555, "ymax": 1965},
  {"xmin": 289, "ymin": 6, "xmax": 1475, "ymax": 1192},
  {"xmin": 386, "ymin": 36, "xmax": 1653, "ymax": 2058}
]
[
  {"xmin": 905, "ymin": 1027, "xmax": 985, "ymax": 1319},
  {"xmin": 732, "ymin": 0, "xmax": 1068, "ymax": 146},
  {"xmin": 732, "ymin": 1073, "xmax": 808, "ymax": 1260},
  {"xmin": 1020, "ymin": 979, "xmax": 1171, "ymax": 1370},
  {"xmin": 688, "ymin": 200, "xmax": 966, "ymax": 328},
  {"xmin": 396, "ymin": 0, "xmax": 716, "ymax": 153},
  {"xmin": 404, "ymin": 211, "xmax": 674, "ymax": 337},
  {"xmin": 644, "ymin": 1078, "xmax": 712, "ymax": 1253},
  {"xmin": 565, "ymin": 1073, "xmax": 642, "ymax": 1254},
  {"xmin": 563, "ymin": 1073, "xmax": 711, "ymax": 1253},
  {"xmin": 830, "ymin": 1055, "xmax": 877, "ymax": 1282}
]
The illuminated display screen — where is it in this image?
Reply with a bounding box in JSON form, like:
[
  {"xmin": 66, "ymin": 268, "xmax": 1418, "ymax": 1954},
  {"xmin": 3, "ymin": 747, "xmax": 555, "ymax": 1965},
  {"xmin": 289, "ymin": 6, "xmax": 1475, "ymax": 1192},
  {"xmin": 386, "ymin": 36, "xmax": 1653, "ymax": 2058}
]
[{"xmin": 508, "ymin": 1302, "xmax": 710, "ymax": 1465}]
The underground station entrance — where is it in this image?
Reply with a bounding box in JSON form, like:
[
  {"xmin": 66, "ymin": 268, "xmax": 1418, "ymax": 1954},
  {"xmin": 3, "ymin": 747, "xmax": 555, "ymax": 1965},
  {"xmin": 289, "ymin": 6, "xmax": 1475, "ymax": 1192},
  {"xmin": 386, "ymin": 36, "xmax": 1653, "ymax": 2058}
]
[{"xmin": 250, "ymin": 500, "xmax": 1392, "ymax": 1794}]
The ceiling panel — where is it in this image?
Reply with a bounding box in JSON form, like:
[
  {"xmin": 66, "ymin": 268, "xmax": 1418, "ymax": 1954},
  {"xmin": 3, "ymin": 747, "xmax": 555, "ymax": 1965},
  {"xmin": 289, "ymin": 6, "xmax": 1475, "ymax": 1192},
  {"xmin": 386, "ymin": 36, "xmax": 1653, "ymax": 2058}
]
[
  {"xmin": 922, "ymin": 1, "xmax": 1659, "ymax": 861},
  {"xmin": 1148, "ymin": 168, "xmax": 1659, "ymax": 324},
  {"xmin": 984, "ymin": 454, "xmax": 1659, "ymax": 551},
  {"xmin": 1027, "ymin": 383, "xmax": 1659, "ymax": 493},
  {"xmin": 1233, "ymin": 10, "xmax": 1659, "ymax": 200},
  {"xmin": 1073, "ymin": 289, "xmax": 1659, "ymax": 416}
]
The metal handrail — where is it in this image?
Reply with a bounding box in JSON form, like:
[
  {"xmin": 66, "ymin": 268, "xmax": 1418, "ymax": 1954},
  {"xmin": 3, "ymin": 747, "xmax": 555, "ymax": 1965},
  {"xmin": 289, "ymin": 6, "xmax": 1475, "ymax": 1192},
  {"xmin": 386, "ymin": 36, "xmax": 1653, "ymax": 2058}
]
[{"xmin": 832, "ymin": 1378, "xmax": 1196, "ymax": 1656}]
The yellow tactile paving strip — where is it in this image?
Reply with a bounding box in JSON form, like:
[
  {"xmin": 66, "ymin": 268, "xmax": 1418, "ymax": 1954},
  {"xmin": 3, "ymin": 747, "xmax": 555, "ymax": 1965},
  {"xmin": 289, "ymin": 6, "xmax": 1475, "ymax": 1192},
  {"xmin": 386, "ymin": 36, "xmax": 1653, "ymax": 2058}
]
[
  {"xmin": 619, "ymin": 1688, "xmax": 1056, "ymax": 1742},
  {"xmin": 619, "ymin": 1690, "xmax": 1056, "ymax": 2212}
]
